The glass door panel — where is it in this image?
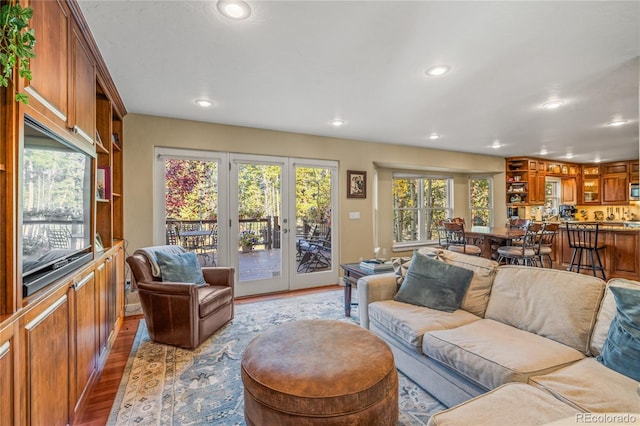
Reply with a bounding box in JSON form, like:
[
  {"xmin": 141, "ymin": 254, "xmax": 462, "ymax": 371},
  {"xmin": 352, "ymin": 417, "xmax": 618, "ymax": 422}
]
[
  {"xmin": 160, "ymin": 154, "xmax": 221, "ymax": 266},
  {"xmin": 231, "ymin": 156, "xmax": 288, "ymax": 297},
  {"xmin": 290, "ymin": 161, "xmax": 337, "ymax": 289}
]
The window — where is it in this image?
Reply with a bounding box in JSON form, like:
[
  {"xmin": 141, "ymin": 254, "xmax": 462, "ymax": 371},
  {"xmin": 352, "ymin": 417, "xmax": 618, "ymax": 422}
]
[
  {"xmin": 545, "ymin": 178, "xmax": 560, "ymax": 216},
  {"xmin": 469, "ymin": 177, "xmax": 493, "ymax": 226},
  {"xmin": 392, "ymin": 175, "xmax": 452, "ymax": 245}
]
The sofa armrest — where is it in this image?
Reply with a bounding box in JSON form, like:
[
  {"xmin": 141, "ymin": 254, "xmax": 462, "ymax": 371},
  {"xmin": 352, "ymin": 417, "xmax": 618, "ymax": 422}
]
[{"xmin": 357, "ymin": 272, "xmax": 398, "ymax": 329}]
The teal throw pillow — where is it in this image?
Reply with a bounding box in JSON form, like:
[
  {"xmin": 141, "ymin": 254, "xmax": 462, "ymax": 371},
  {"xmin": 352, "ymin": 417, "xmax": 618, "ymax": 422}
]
[
  {"xmin": 394, "ymin": 251, "xmax": 473, "ymax": 312},
  {"xmin": 156, "ymin": 251, "xmax": 207, "ymax": 287},
  {"xmin": 596, "ymin": 286, "xmax": 640, "ymax": 381}
]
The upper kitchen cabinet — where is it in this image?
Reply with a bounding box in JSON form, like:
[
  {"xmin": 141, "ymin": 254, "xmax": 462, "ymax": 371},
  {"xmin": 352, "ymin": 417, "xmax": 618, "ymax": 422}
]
[
  {"xmin": 601, "ymin": 162, "xmax": 629, "ymax": 205},
  {"xmin": 23, "ymin": 0, "xmax": 95, "ymax": 149},
  {"xmin": 630, "ymin": 160, "xmax": 639, "ymax": 183},
  {"xmin": 580, "ymin": 165, "xmax": 601, "ymax": 204}
]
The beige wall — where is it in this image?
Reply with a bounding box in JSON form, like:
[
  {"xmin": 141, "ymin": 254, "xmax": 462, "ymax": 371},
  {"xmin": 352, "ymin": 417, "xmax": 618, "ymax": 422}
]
[{"xmin": 123, "ymin": 113, "xmax": 507, "ymax": 263}]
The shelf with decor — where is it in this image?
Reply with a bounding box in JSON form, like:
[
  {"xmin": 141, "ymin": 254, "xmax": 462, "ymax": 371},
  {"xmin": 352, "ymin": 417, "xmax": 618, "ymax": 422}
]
[{"xmin": 506, "ymin": 158, "xmax": 530, "ymax": 205}]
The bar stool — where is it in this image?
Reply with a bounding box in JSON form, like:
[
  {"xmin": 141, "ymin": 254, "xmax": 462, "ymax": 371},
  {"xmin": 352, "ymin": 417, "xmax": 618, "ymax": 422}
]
[{"xmin": 566, "ymin": 222, "xmax": 606, "ymax": 279}]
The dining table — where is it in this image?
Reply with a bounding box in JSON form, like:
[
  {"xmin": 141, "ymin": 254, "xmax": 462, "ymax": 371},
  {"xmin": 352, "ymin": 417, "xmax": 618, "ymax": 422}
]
[{"xmin": 465, "ymin": 226, "xmax": 526, "ymax": 260}]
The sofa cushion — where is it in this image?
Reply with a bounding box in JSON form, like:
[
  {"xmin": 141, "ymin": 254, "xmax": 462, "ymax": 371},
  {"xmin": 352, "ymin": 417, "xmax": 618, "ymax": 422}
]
[
  {"xmin": 392, "ymin": 256, "xmax": 412, "ymax": 285},
  {"xmin": 591, "ymin": 278, "xmax": 640, "ymax": 356},
  {"xmin": 422, "ymin": 319, "xmax": 585, "ymax": 390},
  {"xmin": 368, "ymin": 300, "xmax": 480, "ymax": 354},
  {"xmin": 595, "ymin": 286, "xmax": 640, "ymax": 381},
  {"xmin": 426, "ymin": 383, "xmax": 579, "ymax": 426},
  {"xmin": 394, "ymin": 252, "xmax": 473, "ymax": 312},
  {"xmin": 418, "ymin": 247, "xmax": 498, "ymax": 317},
  {"xmin": 484, "ymin": 266, "xmax": 605, "ymax": 354},
  {"xmin": 156, "ymin": 251, "xmax": 206, "ymax": 286},
  {"xmin": 529, "ymin": 358, "xmax": 640, "ymax": 413}
]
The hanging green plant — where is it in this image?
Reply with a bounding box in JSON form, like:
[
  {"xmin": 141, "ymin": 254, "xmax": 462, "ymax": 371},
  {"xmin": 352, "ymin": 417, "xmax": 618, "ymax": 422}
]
[{"xmin": 0, "ymin": 1, "xmax": 35, "ymax": 104}]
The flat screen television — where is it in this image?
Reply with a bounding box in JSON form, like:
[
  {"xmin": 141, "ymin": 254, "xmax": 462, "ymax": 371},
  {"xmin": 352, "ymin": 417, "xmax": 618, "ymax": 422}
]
[{"xmin": 22, "ymin": 117, "xmax": 93, "ymax": 297}]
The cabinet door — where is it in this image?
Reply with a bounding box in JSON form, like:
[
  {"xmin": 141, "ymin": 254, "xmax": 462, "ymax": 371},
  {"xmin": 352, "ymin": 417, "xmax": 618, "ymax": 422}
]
[
  {"xmin": 561, "ymin": 178, "xmax": 577, "ymax": 204},
  {"xmin": 529, "ymin": 172, "xmax": 546, "ymax": 204},
  {"xmin": 608, "ymin": 232, "xmax": 640, "ymax": 278},
  {"xmin": 602, "ymin": 173, "xmax": 628, "ymax": 204},
  {"xmin": 0, "ymin": 325, "xmax": 16, "ymax": 425},
  {"xmin": 24, "ymin": 0, "xmax": 70, "ymax": 122},
  {"xmin": 582, "ymin": 176, "xmax": 600, "ymax": 204},
  {"xmin": 73, "ymin": 270, "xmax": 97, "ymax": 413},
  {"xmin": 96, "ymin": 261, "xmax": 108, "ymax": 356},
  {"xmin": 69, "ymin": 23, "xmax": 96, "ymax": 145},
  {"xmin": 22, "ymin": 293, "xmax": 70, "ymax": 426}
]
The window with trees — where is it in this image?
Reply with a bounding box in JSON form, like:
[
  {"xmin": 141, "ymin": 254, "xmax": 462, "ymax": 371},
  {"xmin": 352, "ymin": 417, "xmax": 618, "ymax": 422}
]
[
  {"xmin": 392, "ymin": 175, "xmax": 452, "ymax": 245},
  {"xmin": 469, "ymin": 177, "xmax": 493, "ymax": 226}
]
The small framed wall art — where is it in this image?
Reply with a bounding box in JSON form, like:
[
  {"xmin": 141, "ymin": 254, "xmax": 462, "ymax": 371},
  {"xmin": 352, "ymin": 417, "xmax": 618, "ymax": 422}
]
[{"xmin": 347, "ymin": 170, "xmax": 367, "ymax": 199}]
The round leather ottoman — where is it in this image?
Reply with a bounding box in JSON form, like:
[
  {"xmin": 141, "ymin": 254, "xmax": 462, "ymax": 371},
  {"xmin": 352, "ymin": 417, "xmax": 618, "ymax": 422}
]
[{"xmin": 241, "ymin": 319, "xmax": 398, "ymax": 425}]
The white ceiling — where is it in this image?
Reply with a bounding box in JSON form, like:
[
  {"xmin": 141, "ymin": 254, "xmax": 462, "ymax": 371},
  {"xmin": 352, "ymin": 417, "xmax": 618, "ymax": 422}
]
[{"xmin": 77, "ymin": 1, "xmax": 639, "ymax": 163}]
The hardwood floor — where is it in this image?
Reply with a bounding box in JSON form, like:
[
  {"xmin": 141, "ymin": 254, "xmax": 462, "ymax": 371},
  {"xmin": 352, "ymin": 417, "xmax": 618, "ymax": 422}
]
[{"xmin": 73, "ymin": 285, "xmax": 342, "ymax": 425}]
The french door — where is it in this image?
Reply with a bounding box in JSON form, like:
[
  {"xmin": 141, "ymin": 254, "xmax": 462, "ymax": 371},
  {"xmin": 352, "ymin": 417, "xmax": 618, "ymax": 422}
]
[{"xmin": 155, "ymin": 148, "xmax": 337, "ymax": 297}]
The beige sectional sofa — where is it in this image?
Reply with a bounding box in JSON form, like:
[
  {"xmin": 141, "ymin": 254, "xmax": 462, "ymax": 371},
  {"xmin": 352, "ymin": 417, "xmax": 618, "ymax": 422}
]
[{"xmin": 357, "ymin": 247, "xmax": 639, "ymax": 424}]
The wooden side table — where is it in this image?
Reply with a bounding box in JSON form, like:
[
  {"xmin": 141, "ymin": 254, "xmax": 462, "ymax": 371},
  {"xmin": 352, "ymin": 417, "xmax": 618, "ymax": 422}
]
[{"xmin": 340, "ymin": 263, "xmax": 394, "ymax": 317}]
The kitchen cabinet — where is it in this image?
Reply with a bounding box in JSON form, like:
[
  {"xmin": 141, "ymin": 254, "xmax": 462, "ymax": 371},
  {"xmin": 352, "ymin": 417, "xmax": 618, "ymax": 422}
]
[
  {"xmin": 561, "ymin": 178, "xmax": 577, "ymax": 204},
  {"xmin": 630, "ymin": 160, "xmax": 639, "ymax": 183},
  {"xmin": 506, "ymin": 158, "xmax": 529, "ymax": 205},
  {"xmin": 529, "ymin": 171, "xmax": 546, "ymax": 204},
  {"xmin": 601, "ymin": 172, "xmax": 628, "ymax": 205},
  {"xmin": 581, "ymin": 165, "xmax": 600, "ymax": 204}
]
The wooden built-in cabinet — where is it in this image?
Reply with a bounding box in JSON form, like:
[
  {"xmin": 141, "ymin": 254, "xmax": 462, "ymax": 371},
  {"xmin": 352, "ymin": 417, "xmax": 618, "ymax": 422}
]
[
  {"xmin": 0, "ymin": 1, "xmax": 127, "ymax": 424},
  {"xmin": 631, "ymin": 161, "xmax": 639, "ymax": 183}
]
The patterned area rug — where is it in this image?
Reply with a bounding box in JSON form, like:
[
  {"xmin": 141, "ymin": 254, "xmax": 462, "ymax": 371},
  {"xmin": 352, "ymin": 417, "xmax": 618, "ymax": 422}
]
[{"xmin": 107, "ymin": 289, "xmax": 445, "ymax": 425}]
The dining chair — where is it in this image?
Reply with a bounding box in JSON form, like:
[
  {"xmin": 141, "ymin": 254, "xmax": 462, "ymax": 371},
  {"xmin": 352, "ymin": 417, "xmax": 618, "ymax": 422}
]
[
  {"xmin": 566, "ymin": 222, "xmax": 606, "ymax": 279},
  {"xmin": 436, "ymin": 219, "xmax": 450, "ymax": 249},
  {"xmin": 497, "ymin": 222, "xmax": 542, "ymax": 266},
  {"xmin": 508, "ymin": 218, "xmax": 531, "ymax": 246},
  {"xmin": 534, "ymin": 222, "xmax": 559, "ymax": 268},
  {"xmin": 443, "ymin": 221, "xmax": 482, "ymax": 256}
]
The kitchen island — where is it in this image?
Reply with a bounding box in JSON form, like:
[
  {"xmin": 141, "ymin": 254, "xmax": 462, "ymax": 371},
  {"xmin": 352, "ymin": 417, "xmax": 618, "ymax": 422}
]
[{"xmin": 551, "ymin": 222, "xmax": 640, "ymax": 281}]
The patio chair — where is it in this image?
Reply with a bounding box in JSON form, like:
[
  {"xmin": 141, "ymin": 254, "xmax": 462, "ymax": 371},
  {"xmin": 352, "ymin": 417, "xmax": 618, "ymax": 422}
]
[
  {"xmin": 297, "ymin": 230, "xmax": 332, "ymax": 273},
  {"xmin": 47, "ymin": 227, "xmax": 71, "ymax": 249}
]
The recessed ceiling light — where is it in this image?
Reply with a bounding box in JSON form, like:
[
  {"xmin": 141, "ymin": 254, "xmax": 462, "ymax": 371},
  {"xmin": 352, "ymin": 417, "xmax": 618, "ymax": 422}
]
[
  {"xmin": 330, "ymin": 119, "xmax": 345, "ymax": 127},
  {"xmin": 539, "ymin": 147, "xmax": 548, "ymax": 155},
  {"xmin": 195, "ymin": 98, "xmax": 214, "ymax": 107},
  {"xmin": 543, "ymin": 100, "xmax": 565, "ymax": 109},
  {"xmin": 428, "ymin": 133, "xmax": 440, "ymax": 140},
  {"xmin": 425, "ymin": 65, "xmax": 451, "ymax": 77},
  {"xmin": 608, "ymin": 119, "xmax": 628, "ymax": 127},
  {"xmin": 594, "ymin": 157, "xmax": 602, "ymax": 163},
  {"xmin": 491, "ymin": 140, "xmax": 501, "ymax": 149},
  {"xmin": 217, "ymin": 0, "xmax": 251, "ymax": 20},
  {"xmin": 566, "ymin": 153, "xmax": 574, "ymax": 159}
]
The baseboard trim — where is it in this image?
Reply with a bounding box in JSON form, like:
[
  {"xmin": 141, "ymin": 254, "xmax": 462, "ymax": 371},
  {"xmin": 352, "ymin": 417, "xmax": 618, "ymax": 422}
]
[{"xmin": 125, "ymin": 302, "xmax": 142, "ymax": 316}]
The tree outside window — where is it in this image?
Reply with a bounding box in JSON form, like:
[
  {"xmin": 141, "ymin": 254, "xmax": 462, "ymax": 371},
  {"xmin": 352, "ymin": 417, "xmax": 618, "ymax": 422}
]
[
  {"xmin": 469, "ymin": 177, "xmax": 493, "ymax": 226},
  {"xmin": 393, "ymin": 176, "xmax": 452, "ymax": 245}
]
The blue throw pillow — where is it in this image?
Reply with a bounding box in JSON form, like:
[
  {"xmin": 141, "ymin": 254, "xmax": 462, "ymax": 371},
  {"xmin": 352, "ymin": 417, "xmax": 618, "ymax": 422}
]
[
  {"xmin": 156, "ymin": 251, "xmax": 206, "ymax": 287},
  {"xmin": 596, "ymin": 286, "xmax": 640, "ymax": 381},
  {"xmin": 394, "ymin": 251, "xmax": 473, "ymax": 312}
]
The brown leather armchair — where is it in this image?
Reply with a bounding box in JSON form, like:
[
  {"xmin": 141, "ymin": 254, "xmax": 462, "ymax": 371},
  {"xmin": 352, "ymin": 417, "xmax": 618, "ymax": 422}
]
[{"xmin": 126, "ymin": 251, "xmax": 234, "ymax": 349}]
